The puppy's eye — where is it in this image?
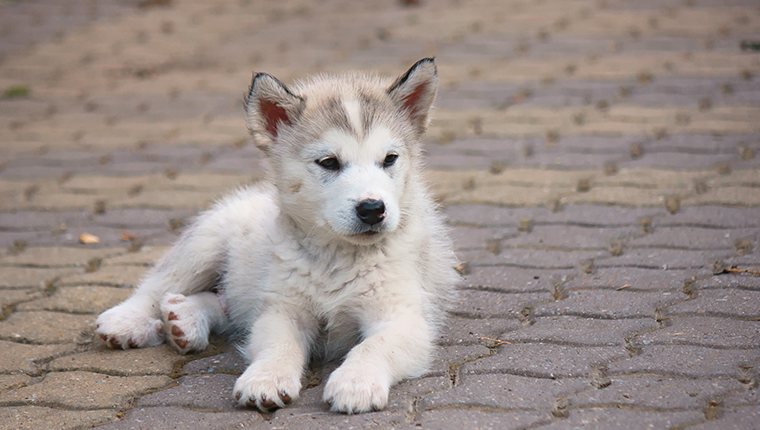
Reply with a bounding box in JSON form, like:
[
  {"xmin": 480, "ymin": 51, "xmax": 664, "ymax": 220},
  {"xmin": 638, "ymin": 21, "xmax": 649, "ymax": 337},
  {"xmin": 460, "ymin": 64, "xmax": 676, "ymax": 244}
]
[
  {"xmin": 316, "ymin": 157, "xmax": 340, "ymax": 171},
  {"xmin": 383, "ymin": 153, "xmax": 398, "ymax": 168}
]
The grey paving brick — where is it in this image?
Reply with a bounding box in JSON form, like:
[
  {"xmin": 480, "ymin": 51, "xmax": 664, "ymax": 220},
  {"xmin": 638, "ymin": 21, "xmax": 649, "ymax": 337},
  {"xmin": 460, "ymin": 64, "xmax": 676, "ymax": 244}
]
[
  {"xmin": 723, "ymin": 388, "xmax": 760, "ymax": 407},
  {"xmin": 438, "ymin": 317, "xmax": 521, "ymax": 346},
  {"xmin": 137, "ymin": 374, "xmax": 238, "ymax": 411},
  {"xmin": 637, "ymin": 317, "xmax": 760, "ymax": 349},
  {"xmin": 182, "ymin": 346, "xmax": 247, "ymax": 375},
  {"xmin": 654, "ymin": 206, "xmax": 760, "ymax": 228},
  {"xmin": 462, "ymin": 266, "xmax": 573, "ymax": 292},
  {"xmin": 562, "ymin": 267, "xmax": 708, "ymax": 291},
  {"xmin": 452, "ymin": 290, "xmax": 553, "ymax": 318},
  {"xmin": 0, "ymin": 311, "xmax": 94, "ymax": 344},
  {"xmin": 629, "ymin": 227, "xmax": 760, "ymax": 250},
  {"xmin": 502, "ymin": 317, "xmax": 659, "ymax": 346},
  {"xmin": 533, "ymin": 290, "xmax": 687, "ymax": 319},
  {"xmin": 693, "ymin": 273, "xmax": 760, "ymax": 290},
  {"xmin": 16, "ymin": 285, "xmax": 130, "ymax": 314},
  {"xmin": 445, "ymin": 205, "xmax": 547, "ymax": 227},
  {"xmin": 503, "ymin": 225, "xmax": 639, "ymax": 250},
  {"xmin": 474, "ymin": 249, "xmax": 607, "ymax": 269},
  {"xmin": 597, "ymin": 248, "xmax": 735, "ymax": 270},
  {"xmin": 95, "ymin": 406, "xmax": 260, "ymax": 430},
  {"xmin": 463, "ymin": 344, "xmax": 629, "ymax": 378},
  {"xmin": 449, "ymin": 226, "xmax": 517, "ymax": 251},
  {"xmin": 422, "ymin": 373, "xmax": 591, "ymax": 410},
  {"xmin": 608, "ymin": 345, "xmax": 760, "ymax": 378},
  {"xmin": 417, "ymin": 409, "xmax": 551, "ymax": 430},
  {"xmin": 686, "ymin": 406, "xmax": 760, "ymax": 430},
  {"xmin": 663, "ymin": 289, "xmax": 760, "ymax": 319},
  {"xmin": 0, "ymin": 406, "xmax": 118, "ymax": 430},
  {"xmin": 429, "ymin": 345, "xmax": 491, "ymax": 377},
  {"xmin": 535, "ymin": 205, "xmax": 667, "ymax": 227},
  {"xmin": 533, "ymin": 408, "xmax": 704, "ymax": 430},
  {"xmin": 568, "ymin": 375, "xmax": 743, "ymax": 410}
]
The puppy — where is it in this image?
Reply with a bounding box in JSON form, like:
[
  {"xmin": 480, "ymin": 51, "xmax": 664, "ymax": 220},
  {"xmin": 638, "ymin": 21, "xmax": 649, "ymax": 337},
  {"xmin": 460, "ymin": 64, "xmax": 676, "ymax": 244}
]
[{"xmin": 95, "ymin": 58, "xmax": 459, "ymax": 414}]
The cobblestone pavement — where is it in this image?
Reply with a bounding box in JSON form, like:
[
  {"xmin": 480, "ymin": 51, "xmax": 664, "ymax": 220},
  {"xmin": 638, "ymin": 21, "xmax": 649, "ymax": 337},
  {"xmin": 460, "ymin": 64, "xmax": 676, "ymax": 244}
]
[{"xmin": 1, "ymin": 0, "xmax": 759, "ymax": 429}]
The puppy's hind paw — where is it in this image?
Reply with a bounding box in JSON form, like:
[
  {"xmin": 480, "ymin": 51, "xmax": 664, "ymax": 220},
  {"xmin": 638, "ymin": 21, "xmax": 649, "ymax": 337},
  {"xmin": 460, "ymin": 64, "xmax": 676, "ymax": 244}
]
[
  {"xmin": 95, "ymin": 303, "xmax": 164, "ymax": 349},
  {"xmin": 160, "ymin": 293, "xmax": 210, "ymax": 355}
]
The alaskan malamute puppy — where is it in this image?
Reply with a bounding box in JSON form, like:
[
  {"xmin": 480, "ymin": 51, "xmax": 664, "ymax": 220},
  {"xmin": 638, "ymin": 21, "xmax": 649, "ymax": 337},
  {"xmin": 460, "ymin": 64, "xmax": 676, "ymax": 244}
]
[{"xmin": 95, "ymin": 58, "xmax": 459, "ymax": 414}]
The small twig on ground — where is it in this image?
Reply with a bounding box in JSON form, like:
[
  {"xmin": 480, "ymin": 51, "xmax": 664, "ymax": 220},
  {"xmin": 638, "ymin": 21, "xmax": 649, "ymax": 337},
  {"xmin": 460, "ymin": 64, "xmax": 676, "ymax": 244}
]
[
  {"xmin": 616, "ymin": 284, "xmax": 632, "ymax": 290},
  {"xmin": 478, "ymin": 336, "xmax": 512, "ymax": 346},
  {"xmin": 724, "ymin": 267, "xmax": 760, "ymax": 276}
]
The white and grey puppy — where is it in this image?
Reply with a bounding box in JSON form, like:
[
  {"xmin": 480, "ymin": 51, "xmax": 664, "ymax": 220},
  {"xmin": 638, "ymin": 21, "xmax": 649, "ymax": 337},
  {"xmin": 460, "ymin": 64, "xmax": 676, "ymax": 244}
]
[{"xmin": 95, "ymin": 58, "xmax": 459, "ymax": 414}]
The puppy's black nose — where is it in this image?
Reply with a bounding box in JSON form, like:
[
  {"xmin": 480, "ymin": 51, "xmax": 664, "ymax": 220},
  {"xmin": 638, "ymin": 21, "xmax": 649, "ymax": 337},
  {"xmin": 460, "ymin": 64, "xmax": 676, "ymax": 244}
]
[{"xmin": 356, "ymin": 199, "xmax": 385, "ymax": 225}]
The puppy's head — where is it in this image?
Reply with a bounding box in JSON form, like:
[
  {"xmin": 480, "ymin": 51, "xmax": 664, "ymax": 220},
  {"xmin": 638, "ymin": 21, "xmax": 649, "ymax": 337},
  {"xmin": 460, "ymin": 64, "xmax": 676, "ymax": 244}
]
[{"xmin": 245, "ymin": 59, "xmax": 437, "ymax": 245}]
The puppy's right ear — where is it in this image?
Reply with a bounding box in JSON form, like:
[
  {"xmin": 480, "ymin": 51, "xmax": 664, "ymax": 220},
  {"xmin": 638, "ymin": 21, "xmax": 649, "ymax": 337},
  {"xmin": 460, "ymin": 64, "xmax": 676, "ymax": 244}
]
[{"xmin": 245, "ymin": 73, "xmax": 305, "ymax": 152}]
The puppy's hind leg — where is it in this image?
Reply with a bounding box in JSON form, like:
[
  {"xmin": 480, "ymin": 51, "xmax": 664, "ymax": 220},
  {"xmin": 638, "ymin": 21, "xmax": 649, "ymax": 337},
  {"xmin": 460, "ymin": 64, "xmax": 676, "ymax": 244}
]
[
  {"xmin": 96, "ymin": 205, "xmax": 235, "ymax": 349},
  {"xmin": 161, "ymin": 292, "xmax": 226, "ymax": 354}
]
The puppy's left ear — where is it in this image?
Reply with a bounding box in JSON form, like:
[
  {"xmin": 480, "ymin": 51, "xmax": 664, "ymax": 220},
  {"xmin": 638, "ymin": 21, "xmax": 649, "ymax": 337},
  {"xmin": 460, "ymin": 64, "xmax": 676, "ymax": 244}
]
[
  {"xmin": 388, "ymin": 58, "xmax": 438, "ymax": 136},
  {"xmin": 245, "ymin": 73, "xmax": 305, "ymax": 153}
]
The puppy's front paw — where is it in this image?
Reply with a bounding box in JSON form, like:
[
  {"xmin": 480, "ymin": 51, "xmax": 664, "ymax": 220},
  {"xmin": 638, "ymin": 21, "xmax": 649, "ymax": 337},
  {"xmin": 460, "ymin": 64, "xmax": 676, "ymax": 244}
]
[
  {"xmin": 233, "ymin": 361, "xmax": 301, "ymax": 411},
  {"xmin": 95, "ymin": 301, "xmax": 164, "ymax": 349},
  {"xmin": 323, "ymin": 364, "xmax": 390, "ymax": 414}
]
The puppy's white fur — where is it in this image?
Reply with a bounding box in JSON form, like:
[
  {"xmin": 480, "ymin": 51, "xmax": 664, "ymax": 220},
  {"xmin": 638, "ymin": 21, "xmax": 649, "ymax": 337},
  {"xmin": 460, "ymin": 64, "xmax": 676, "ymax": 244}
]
[{"xmin": 95, "ymin": 59, "xmax": 458, "ymax": 414}]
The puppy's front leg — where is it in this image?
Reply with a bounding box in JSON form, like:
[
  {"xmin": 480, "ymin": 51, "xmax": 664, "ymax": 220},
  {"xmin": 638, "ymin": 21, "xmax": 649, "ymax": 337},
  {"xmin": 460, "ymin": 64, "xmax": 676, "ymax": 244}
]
[
  {"xmin": 233, "ymin": 306, "xmax": 317, "ymax": 411},
  {"xmin": 323, "ymin": 313, "xmax": 432, "ymax": 414}
]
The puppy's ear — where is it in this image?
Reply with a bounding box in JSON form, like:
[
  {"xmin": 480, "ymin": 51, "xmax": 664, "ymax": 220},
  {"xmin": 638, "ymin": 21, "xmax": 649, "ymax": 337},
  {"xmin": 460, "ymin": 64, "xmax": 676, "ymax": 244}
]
[
  {"xmin": 245, "ymin": 73, "xmax": 305, "ymax": 152},
  {"xmin": 388, "ymin": 58, "xmax": 438, "ymax": 136}
]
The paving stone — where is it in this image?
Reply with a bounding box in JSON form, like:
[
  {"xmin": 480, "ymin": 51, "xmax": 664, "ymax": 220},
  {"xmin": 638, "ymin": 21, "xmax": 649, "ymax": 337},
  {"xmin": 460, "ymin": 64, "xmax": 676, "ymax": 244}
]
[
  {"xmin": 463, "ymin": 344, "xmax": 629, "ymax": 378},
  {"xmin": 629, "ymin": 227, "xmax": 760, "ymax": 250},
  {"xmin": 0, "ymin": 341, "xmax": 75, "ymax": 374},
  {"xmin": 452, "ymin": 290, "xmax": 553, "ymax": 318},
  {"xmin": 0, "ymin": 246, "xmax": 122, "ymax": 267},
  {"xmin": 637, "ymin": 317, "xmax": 760, "ymax": 349},
  {"xmin": 0, "ymin": 267, "xmax": 76, "ymax": 288},
  {"xmin": 533, "ymin": 408, "xmax": 704, "ymax": 430},
  {"xmin": 0, "ymin": 406, "xmax": 119, "ymax": 430},
  {"xmin": 663, "ymin": 289, "xmax": 760, "ymax": 319},
  {"xmin": 438, "ymin": 317, "xmax": 521, "ymax": 346},
  {"xmin": 562, "ymin": 268, "xmax": 708, "ymax": 291},
  {"xmin": 16, "ymin": 285, "xmax": 131, "ymax": 314},
  {"xmin": 686, "ymin": 406, "xmax": 760, "ymax": 430},
  {"xmin": 722, "ymin": 388, "xmax": 760, "ymax": 407},
  {"xmin": 91, "ymin": 209, "xmax": 198, "ymax": 229},
  {"xmin": 535, "ymin": 205, "xmax": 668, "ymax": 227},
  {"xmin": 428, "ymin": 345, "xmax": 491, "ymax": 377},
  {"xmin": 0, "ymin": 371, "xmax": 173, "ymax": 409},
  {"xmin": 445, "ymin": 205, "xmax": 548, "ymax": 227},
  {"xmin": 462, "ymin": 267, "xmax": 573, "ymax": 293},
  {"xmin": 503, "ymin": 317, "xmax": 659, "ymax": 346},
  {"xmin": 608, "ymin": 345, "xmax": 760, "ymax": 378},
  {"xmin": 105, "ymin": 246, "xmax": 171, "ymax": 265},
  {"xmin": 569, "ymin": 375, "xmax": 743, "ymax": 410},
  {"xmin": 0, "ymin": 311, "xmax": 94, "ymax": 344},
  {"xmin": 474, "ymin": 249, "xmax": 607, "ymax": 269},
  {"xmin": 416, "ymin": 409, "xmax": 551, "ymax": 430},
  {"xmin": 181, "ymin": 346, "xmax": 246, "ymax": 375},
  {"xmin": 449, "ymin": 226, "xmax": 517, "ymax": 250},
  {"xmin": 533, "ymin": 290, "xmax": 687, "ymax": 319},
  {"xmin": 0, "ymin": 288, "xmax": 39, "ymax": 310},
  {"xmin": 95, "ymin": 406, "xmax": 261, "ymax": 430},
  {"xmin": 597, "ymin": 249, "xmax": 735, "ymax": 270},
  {"xmin": 59, "ymin": 265, "xmax": 147, "ymax": 287},
  {"xmin": 422, "ymin": 373, "xmax": 591, "ymax": 410},
  {"xmin": 503, "ymin": 225, "xmax": 638, "ymax": 250},
  {"xmin": 654, "ymin": 206, "xmax": 760, "ymax": 228},
  {"xmin": 137, "ymin": 373, "xmax": 238, "ymax": 411},
  {"xmin": 695, "ymin": 273, "xmax": 760, "ymax": 290},
  {"xmin": 49, "ymin": 344, "xmax": 179, "ymax": 376},
  {"xmin": 0, "ymin": 373, "xmax": 33, "ymax": 392}
]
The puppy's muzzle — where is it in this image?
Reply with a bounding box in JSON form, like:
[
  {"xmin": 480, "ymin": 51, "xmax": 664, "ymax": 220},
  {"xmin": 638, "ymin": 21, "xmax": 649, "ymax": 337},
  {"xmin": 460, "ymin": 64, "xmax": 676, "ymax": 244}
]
[{"xmin": 356, "ymin": 199, "xmax": 386, "ymax": 226}]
